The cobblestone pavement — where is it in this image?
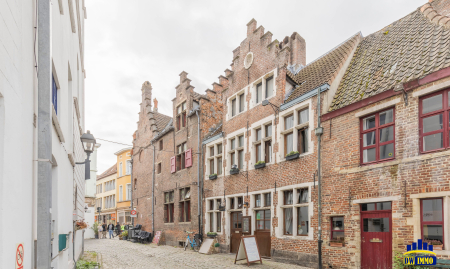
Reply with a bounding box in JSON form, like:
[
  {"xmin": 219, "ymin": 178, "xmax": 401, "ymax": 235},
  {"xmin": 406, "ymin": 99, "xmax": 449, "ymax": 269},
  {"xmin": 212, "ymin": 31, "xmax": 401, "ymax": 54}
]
[{"xmin": 85, "ymin": 238, "xmax": 310, "ymax": 269}]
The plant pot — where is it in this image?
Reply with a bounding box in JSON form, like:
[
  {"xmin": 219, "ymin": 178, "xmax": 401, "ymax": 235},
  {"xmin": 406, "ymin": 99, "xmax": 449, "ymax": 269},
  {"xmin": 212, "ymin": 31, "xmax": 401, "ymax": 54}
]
[
  {"xmin": 95, "ymin": 234, "xmax": 99, "ymax": 239},
  {"xmin": 209, "ymin": 175, "xmax": 217, "ymax": 180},
  {"xmin": 123, "ymin": 236, "xmax": 128, "ymax": 240},
  {"xmin": 286, "ymin": 153, "xmax": 299, "ymax": 161},
  {"xmin": 230, "ymin": 169, "xmax": 239, "ymax": 175},
  {"xmin": 119, "ymin": 237, "xmax": 123, "ymax": 240},
  {"xmin": 433, "ymin": 245, "xmax": 443, "ymax": 251},
  {"xmin": 254, "ymin": 163, "xmax": 265, "ymax": 169},
  {"xmin": 207, "ymin": 234, "xmax": 217, "ymax": 238},
  {"xmin": 330, "ymin": 242, "xmax": 344, "ymax": 247}
]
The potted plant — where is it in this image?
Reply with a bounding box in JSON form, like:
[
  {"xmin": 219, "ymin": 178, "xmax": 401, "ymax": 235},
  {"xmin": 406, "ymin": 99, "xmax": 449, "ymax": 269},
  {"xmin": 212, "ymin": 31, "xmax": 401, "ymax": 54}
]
[
  {"xmin": 425, "ymin": 239, "xmax": 443, "ymax": 250},
  {"xmin": 230, "ymin": 168, "xmax": 239, "ymax": 175},
  {"xmin": 118, "ymin": 234, "xmax": 123, "ymax": 240},
  {"xmin": 207, "ymin": 232, "xmax": 218, "ymax": 238},
  {"xmin": 76, "ymin": 220, "xmax": 88, "ymax": 230},
  {"xmin": 122, "ymin": 230, "xmax": 128, "ymax": 240},
  {"xmin": 214, "ymin": 242, "xmax": 220, "ymax": 253},
  {"xmin": 254, "ymin": 161, "xmax": 266, "ymax": 169},
  {"xmin": 209, "ymin": 173, "xmax": 217, "ymax": 180},
  {"xmin": 91, "ymin": 222, "xmax": 99, "ymax": 239},
  {"xmin": 286, "ymin": 151, "xmax": 300, "ymax": 161},
  {"xmin": 329, "ymin": 238, "xmax": 344, "ymax": 247}
]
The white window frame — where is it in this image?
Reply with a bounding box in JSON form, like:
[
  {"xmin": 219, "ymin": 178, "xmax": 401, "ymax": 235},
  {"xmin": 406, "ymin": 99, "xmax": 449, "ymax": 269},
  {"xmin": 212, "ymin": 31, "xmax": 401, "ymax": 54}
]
[
  {"xmin": 126, "ymin": 184, "xmax": 131, "ymax": 201},
  {"xmin": 126, "ymin": 160, "xmax": 131, "ymax": 175},
  {"xmin": 278, "ymin": 99, "xmax": 314, "ymax": 161},
  {"xmin": 250, "ymin": 69, "xmax": 277, "ymax": 109},
  {"xmin": 250, "ymin": 115, "xmax": 276, "ymax": 170},
  {"xmin": 250, "ymin": 190, "xmax": 274, "ymax": 235},
  {"xmin": 205, "ymin": 138, "xmax": 224, "ymax": 179},
  {"xmin": 225, "ymin": 128, "xmax": 247, "ymax": 175},
  {"xmin": 205, "ymin": 198, "xmax": 224, "ymax": 234},
  {"xmin": 119, "ymin": 185, "xmax": 123, "ymax": 202},
  {"xmin": 227, "ymin": 88, "xmax": 247, "ymax": 120},
  {"xmin": 119, "ymin": 162, "xmax": 123, "ymax": 177},
  {"xmin": 276, "ymin": 182, "xmax": 315, "ymax": 240}
]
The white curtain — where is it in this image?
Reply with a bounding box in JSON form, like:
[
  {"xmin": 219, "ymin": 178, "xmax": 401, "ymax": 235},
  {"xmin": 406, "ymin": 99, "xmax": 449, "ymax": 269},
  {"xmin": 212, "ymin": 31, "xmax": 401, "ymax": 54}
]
[{"xmin": 285, "ymin": 208, "xmax": 293, "ymax": 235}]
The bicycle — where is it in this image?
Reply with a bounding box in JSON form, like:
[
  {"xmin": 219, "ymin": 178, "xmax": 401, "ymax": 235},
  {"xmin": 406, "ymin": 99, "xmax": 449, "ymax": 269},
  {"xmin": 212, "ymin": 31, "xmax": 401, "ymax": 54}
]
[{"xmin": 184, "ymin": 231, "xmax": 202, "ymax": 251}]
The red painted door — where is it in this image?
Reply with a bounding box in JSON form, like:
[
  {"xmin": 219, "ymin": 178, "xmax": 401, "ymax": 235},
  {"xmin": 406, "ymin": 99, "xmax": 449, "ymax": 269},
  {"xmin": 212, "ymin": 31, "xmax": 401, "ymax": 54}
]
[{"xmin": 361, "ymin": 205, "xmax": 392, "ymax": 269}]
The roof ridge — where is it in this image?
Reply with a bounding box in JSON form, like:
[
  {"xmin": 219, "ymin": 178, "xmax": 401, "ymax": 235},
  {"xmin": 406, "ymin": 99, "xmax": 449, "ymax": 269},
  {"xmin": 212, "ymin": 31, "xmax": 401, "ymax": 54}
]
[{"xmin": 420, "ymin": 1, "xmax": 450, "ymax": 29}]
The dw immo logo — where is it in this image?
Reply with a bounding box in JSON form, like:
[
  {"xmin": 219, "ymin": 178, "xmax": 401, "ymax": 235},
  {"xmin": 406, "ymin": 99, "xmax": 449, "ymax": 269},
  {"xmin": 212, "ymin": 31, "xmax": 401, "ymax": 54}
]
[{"xmin": 403, "ymin": 239, "xmax": 437, "ymax": 266}]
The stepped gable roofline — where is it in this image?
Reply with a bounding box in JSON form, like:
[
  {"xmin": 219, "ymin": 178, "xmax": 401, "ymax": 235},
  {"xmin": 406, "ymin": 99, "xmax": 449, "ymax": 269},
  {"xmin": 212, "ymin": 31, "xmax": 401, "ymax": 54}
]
[
  {"xmin": 97, "ymin": 164, "xmax": 117, "ymax": 180},
  {"xmin": 329, "ymin": 1, "xmax": 450, "ymax": 112},
  {"xmin": 285, "ymin": 32, "xmax": 361, "ymax": 102}
]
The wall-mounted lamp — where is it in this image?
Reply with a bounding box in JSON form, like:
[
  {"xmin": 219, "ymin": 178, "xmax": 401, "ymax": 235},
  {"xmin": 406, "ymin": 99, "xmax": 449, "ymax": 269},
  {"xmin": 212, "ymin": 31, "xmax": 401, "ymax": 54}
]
[{"xmin": 75, "ymin": 130, "xmax": 96, "ymax": 180}]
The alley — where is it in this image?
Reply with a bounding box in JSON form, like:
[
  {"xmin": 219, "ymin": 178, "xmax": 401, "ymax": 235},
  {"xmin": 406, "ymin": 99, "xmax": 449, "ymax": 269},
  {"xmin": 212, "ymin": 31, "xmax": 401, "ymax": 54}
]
[{"xmin": 85, "ymin": 238, "xmax": 311, "ymax": 269}]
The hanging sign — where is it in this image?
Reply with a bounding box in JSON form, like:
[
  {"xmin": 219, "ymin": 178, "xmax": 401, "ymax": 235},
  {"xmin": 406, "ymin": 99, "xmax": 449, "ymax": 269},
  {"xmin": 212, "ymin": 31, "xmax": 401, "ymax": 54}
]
[
  {"xmin": 130, "ymin": 210, "xmax": 137, "ymax": 218},
  {"xmin": 234, "ymin": 236, "xmax": 262, "ymax": 266},
  {"xmin": 152, "ymin": 231, "xmax": 162, "ymax": 245},
  {"xmin": 16, "ymin": 243, "xmax": 24, "ymax": 269}
]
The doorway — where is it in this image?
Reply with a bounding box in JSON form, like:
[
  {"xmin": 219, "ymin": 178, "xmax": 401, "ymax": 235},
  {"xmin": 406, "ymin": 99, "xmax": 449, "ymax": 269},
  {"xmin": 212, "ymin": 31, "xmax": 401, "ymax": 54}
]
[
  {"xmin": 255, "ymin": 209, "xmax": 271, "ymax": 257},
  {"xmin": 230, "ymin": 211, "xmax": 243, "ymax": 253},
  {"xmin": 360, "ymin": 202, "xmax": 392, "ymax": 269}
]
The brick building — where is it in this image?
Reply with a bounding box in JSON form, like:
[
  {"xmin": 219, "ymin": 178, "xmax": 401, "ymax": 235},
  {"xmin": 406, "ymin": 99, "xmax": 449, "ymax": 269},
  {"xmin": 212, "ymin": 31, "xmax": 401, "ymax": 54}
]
[{"xmin": 132, "ymin": 0, "xmax": 450, "ymax": 268}]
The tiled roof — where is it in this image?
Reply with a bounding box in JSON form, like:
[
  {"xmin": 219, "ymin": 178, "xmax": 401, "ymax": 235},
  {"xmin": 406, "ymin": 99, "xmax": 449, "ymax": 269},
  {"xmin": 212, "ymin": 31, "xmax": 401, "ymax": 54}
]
[
  {"xmin": 431, "ymin": 0, "xmax": 450, "ymax": 17},
  {"xmin": 329, "ymin": 3, "xmax": 450, "ymax": 111},
  {"xmin": 285, "ymin": 33, "xmax": 361, "ymax": 102},
  {"xmin": 97, "ymin": 164, "xmax": 117, "ymax": 180},
  {"xmin": 154, "ymin": 112, "xmax": 172, "ymax": 132}
]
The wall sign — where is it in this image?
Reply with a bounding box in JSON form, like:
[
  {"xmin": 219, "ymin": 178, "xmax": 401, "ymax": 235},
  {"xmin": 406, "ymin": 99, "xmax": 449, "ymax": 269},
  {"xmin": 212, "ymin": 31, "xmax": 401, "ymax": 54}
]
[
  {"xmin": 234, "ymin": 236, "xmax": 262, "ymax": 266},
  {"xmin": 16, "ymin": 243, "xmax": 24, "ymax": 269}
]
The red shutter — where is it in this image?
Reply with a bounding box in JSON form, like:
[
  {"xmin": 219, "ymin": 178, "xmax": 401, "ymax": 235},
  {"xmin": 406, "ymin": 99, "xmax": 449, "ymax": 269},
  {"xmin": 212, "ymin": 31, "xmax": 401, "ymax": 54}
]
[
  {"xmin": 170, "ymin": 156, "xmax": 176, "ymax": 173},
  {"xmin": 185, "ymin": 149, "xmax": 192, "ymax": 168}
]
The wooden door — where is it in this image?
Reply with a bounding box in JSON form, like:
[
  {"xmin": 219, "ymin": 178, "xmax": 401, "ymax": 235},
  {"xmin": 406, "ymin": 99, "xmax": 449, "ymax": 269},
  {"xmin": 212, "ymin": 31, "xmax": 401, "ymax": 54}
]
[
  {"xmin": 255, "ymin": 209, "xmax": 271, "ymax": 257},
  {"xmin": 230, "ymin": 211, "xmax": 243, "ymax": 253},
  {"xmin": 361, "ymin": 210, "xmax": 392, "ymax": 269}
]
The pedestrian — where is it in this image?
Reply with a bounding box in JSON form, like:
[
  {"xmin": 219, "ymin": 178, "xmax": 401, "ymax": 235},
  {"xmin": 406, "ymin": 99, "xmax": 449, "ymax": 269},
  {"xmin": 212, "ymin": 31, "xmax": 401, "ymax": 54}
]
[
  {"xmin": 116, "ymin": 222, "xmax": 121, "ymax": 236},
  {"xmin": 121, "ymin": 223, "xmax": 125, "ymax": 233},
  {"xmin": 102, "ymin": 223, "xmax": 107, "ymax": 239},
  {"xmin": 108, "ymin": 222, "xmax": 115, "ymax": 239},
  {"xmin": 98, "ymin": 224, "xmax": 103, "ymax": 238}
]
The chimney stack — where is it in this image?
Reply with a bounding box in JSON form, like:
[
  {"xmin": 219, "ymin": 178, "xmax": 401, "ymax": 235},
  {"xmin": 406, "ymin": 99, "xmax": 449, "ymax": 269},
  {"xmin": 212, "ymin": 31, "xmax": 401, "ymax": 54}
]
[{"xmin": 153, "ymin": 98, "xmax": 158, "ymax": 112}]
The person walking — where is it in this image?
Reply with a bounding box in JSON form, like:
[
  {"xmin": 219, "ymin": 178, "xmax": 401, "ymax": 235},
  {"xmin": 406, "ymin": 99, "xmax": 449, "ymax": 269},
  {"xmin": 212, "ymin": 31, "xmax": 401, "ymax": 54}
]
[
  {"xmin": 116, "ymin": 222, "xmax": 121, "ymax": 236},
  {"xmin": 98, "ymin": 224, "xmax": 103, "ymax": 239},
  {"xmin": 102, "ymin": 223, "xmax": 107, "ymax": 239},
  {"xmin": 108, "ymin": 223, "xmax": 115, "ymax": 239}
]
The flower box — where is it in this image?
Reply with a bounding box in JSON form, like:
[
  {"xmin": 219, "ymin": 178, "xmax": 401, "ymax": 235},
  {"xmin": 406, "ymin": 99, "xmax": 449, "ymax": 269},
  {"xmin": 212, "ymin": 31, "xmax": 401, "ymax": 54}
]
[
  {"xmin": 209, "ymin": 174, "xmax": 217, "ymax": 180},
  {"xmin": 230, "ymin": 169, "xmax": 239, "ymax": 175},
  {"xmin": 433, "ymin": 244, "xmax": 443, "ymax": 251},
  {"xmin": 207, "ymin": 233, "xmax": 218, "ymax": 238},
  {"xmin": 329, "ymin": 242, "xmax": 344, "ymax": 247},
  {"xmin": 286, "ymin": 153, "xmax": 299, "ymax": 161},
  {"xmin": 254, "ymin": 163, "xmax": 266, "ymax": 169}
]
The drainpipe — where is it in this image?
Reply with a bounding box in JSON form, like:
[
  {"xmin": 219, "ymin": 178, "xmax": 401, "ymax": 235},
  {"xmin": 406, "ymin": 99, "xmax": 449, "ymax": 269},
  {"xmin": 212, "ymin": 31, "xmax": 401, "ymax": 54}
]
[
  {"xmin": 196, "ymin": 110, "xmax": 202, "ymax": 236},
  {"xmin": 315, "ymin": 87, "xmax": 324, "ymax": 269},
  {"xmin": 152, "ymin": 143, "xmax": 155, "ymax": 235},
  {"xmin": 130, "ymin": 157, "xmax": 134, "ymax": 226},
  {"xmin": 37, "ymin": 0, "xmax": 52, "ymax": 267}
]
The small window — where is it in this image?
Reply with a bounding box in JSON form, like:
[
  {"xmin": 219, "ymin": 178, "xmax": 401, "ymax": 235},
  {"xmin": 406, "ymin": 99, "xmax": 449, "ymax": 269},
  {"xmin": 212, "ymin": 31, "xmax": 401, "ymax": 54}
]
[
  {"xmin": 284, "ymin": 208, "xmax": 293, "ymax": 235},
  {"xmin": 331, "ymin": 217, "xmax": 344, "ymax": 243},
  {"xmin": 284, "ymin": 132, "xmax": 293, "ymax": 154},
  {"xmin": 421, "ymin": 198, "xmax": 444, "ymax": 248},
  {"xmin": 217, "ymin": 143, "xmax": 222, "ymax": 154},
  {"xmin": 237, "ymin": 197, "xmax": 243, "ymax": 209},
  {"xmin": 157, "ymin": 163, "xmax": 161, "ymax": 174},
  {"xmin": 231, "ymin": 139, "xmax": 236, "ymax": 150},
  {"xmin": 209, "ymin": 200, "xmax": 215, "ymax": 210},
  {"xmin": 265, "ymin": 124, "xmax": 272, "ymax": 137},
  {"xmin": 238, "ymin": 135, "xmax": 244, "ymax": 148},
  {"xmin": 298, "ymin": 108, "xmax": 309, "ymax": 125},
  {"xmin": 297, "ymin": 188, "xmax": 308, "ymax": 204},
  {"xmin": 298, "ymin": 128, "xmax": 308, "ymax": 154},
  {"xmin": 256, "ymin": 83, "xmax": 262, "ymax": 103},
  {"xmin": 210, "ymin": 146, "xmax": 214, "ymax": 157},
  {"xmin": 264, "ymin": 140, "xmax": 272, "ymax": 163},
  {"xmin": 284, "ymin": 190, "xmax": 293, "ymax": 205},
  {"xmin": 256, "ymin": 209, "xmax": 271, "ymax": 230},
  {"xmin": 217, "ymin": 157, "xmax": 222, "ymax": 175},
  {"xmin": 266, "ymin": 76, "xmax": 273, "ymax": 98},
  {"xmin": 159, "ymin": 140, "xmax": 163, "ymax": 150},
  {"xmin": 285, "ymin": 114, "xmax": 294, "ymax": 130},
  {"xmin": 238, "ymin": 150, "xmax": 244, "ymax": 169},
  {"xmin": 264, "ymin": 193, "xmax": 271, "ymax": 207},
  {"xmin": 255, "ymin": 144, "xmax": 262, "ymax": 162},
  {"xmin": 176, "ymin": 142, "xmax": 186, "ymax": 171},
  {"xmin": 209, "ymin": 159, "xmax": 214, "ymax": 174},
  {"xmin": 239, "ymin": 93, "xmax": 245, "ymax": 113},
  {"xmin": 232, "ymin": 98, "xmax": 236, "ymax": 117},
  {"xmin": 255, "ymin": 194, "xmax": 261, "ymax": 207},
  {"xmin": 297, "ymin": 206, "xmax": 308, "ymax": 236},
  {"xmin": 230, "ymin": 197, "xmax": 235, "ymax": 209},
  {"xmin": 361, "ymin": 202, "xmax": 391, "ymax": 211},
  {"xmin": 256, "ymin": 129, "xmax": 262, "ymax": 141}
]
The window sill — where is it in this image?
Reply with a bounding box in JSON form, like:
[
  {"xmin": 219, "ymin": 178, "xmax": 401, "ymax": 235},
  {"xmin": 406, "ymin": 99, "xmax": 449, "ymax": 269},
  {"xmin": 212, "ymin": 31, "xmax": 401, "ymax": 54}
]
[
  {"xmin": 280, "ymin": 151, "xmax": 313, "ymax": 162},
  {"xmin": 278, "ymin": 235, "xmax": 312, "ymax": 240},
  {"xmin": 164, "ymin": 222, "xmax": 174, "ymax": 225},
  {"xmin": 251, "ymin": 206, "xmax": 271, "ymax": 211},
  {"xmin": 178, "ymin": 222, "xmax": 191, "ymax": 224},
  {"xmin": 360, "ymin": 157, "xmax": 395, "ymax": 166}
]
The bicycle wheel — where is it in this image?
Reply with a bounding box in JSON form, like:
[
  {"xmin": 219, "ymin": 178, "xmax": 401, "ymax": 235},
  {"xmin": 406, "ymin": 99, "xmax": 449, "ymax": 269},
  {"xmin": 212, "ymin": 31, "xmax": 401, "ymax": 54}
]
[{"xmin": 194, "ymin": 238, "xmax": 201, "ymax": 252}]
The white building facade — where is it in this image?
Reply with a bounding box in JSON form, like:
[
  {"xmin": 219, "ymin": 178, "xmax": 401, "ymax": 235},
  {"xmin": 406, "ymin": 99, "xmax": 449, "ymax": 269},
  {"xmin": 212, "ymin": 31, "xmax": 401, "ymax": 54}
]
[
  {"xmin": 0, "ymin": 0, "xmax": 88, "ymax": 268},
  {"xmin": 85, "ymin": 144, "xmax": 101, "ymax": 239}
]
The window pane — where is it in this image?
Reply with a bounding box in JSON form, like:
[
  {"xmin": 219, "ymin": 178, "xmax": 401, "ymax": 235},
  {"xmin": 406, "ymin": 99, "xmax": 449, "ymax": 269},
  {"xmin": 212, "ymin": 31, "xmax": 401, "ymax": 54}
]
[
  {"xmin": 231, "ymin": 153, "xmax": 235, "ymax": 166},
  {"xmin": 265, "ymin": 210, "xmax": 271, "ymax": 219},
  {"xmin": 332, "ymin": 231, "xmax": 345, "ymax": 241},
  {"xmin": 210, "ymin": 147, "xmax": 214, "ymax": 156},
  {"xmin": 217, "ymin": 158, "xmax": 222, "ymax": 175},
  {"xmin": 363, "ymin": 148, "xmax": 376, "ymax": 163},
  {"xmin": 239, "ymin": 94, "xmax": 245, "ymax": 112},
  {"xmin": 265, "ymin": 220, "xmax": 270, "ymax": 230},
  {"xmin": 363, "ymin": 131, "xmax": 376, "ymax": 146},
  {"xmin": 265, "ymin": 124, "xmax": 272, "ymax": 137},
  {"xmin": 266, "ymin": 77, "xmax": 273, "ymax": 98},
  {"xmin": 298, "ymin": 189, "xmax": 308, "ymax": 204},
  {"xmin": 380, "ymin": 143, "xmax": 394, "ymax": 159},
  {"xmin": 264, "ymin": 193, "xmax": 271, "ymax": 206},
  {"xmin": 423, "ymin": 114, "xmax": 443, "ymax": 133},
  {"xmin": 257, "ymin": 220, "xmax": 264, "ymax": 230},
  {"xmin": 376, "ymin": 202, "xmax": 391, "ymax": 210},
  {"xmin": 232, "ymin": 99, "xmax": 236, "ymax": 116},
  {"xmin": 363, "ymin": 115, "xmax": 376, "ymax": 130},
  {"xmin": 231, "ymin": 139, "xmax": 235, "ymax": 150},
  {"xmin": 238, "ymin": 136, "xmax": 244, "ymax": 147},
  {"xmin": 284, "ymin": 208, "xmax": 293, "ymax": 235},
  {"xmin": 422, "ymin": 199, "xmax": 442, "ymax": 222},
  {"xmin": 361, "ymin": 203, "xmax": 375, "ymax": 211},
  {"xmin": 256, "ymin": 129, "xmax": 261, "ymax": 141},
  {"xmin": 298, "ymin": 109, "xmax": 309, "ymax": 124},
  {"xmin": 256, "ymin": 83, "xmax": 263, "ymax": 103},
  {"xmin": 217, "ymin": 144, "xmax": 222, "ymax": 154},
  {"xmin": 256, "ymin": 210, "xmax": 262, "ymax": 220},
  {"xmin": 238, "ymin": 150, "xmax": 244, "ymax": 169},
  {"xmin": 285, "ymin": 191, "xmax": 293, "ymax": 205},
  {"xmin": 255, "ymin": 195, "xmax": 261, "ymax": 207},
  {"xmin": 379, "ymin": 126, "xmax": 394, "ymax": 143},
  {"xmin": 423, "ymin": 94, "xmax": 442, "ymax": 114},
  {"xmin": 332, "ymin": 217, "xmax": 344, "ymax": 230},
  {"xmin": 256, "ymin": 144, "xmax": 261, "ymax": 162},
  {"xmin": 210, "ymin": 159, "xmax": 214, "ymax": 174},
  {"xmin": 379, "ymin": 109, "xmax": 394, "ymax": 125},
  {"xmin": 423, "ymin": 225, "xmax": 443, "ymax": 245},
  {"xmin": 297, "ymin": 207, "xmax": 308, "ymax": 235},
  {"xmin": 423, "ymin": 133, "xmax": 443, "ymax": 151},
  {"xmin": 363, "ymin": 218, "xmax": 389, "ymax": 232},
  {"xmin": 285, "ymin": 115, "xmax": 294, "ymax": 129},
  {"xmin": 286, "ymin": 133, "xmax": 293, "ymax": 153}
]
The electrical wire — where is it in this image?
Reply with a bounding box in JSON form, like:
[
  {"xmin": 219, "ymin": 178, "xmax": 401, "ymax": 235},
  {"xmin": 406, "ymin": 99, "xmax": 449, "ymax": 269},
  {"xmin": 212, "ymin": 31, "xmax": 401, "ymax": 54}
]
[{"xmin": 96, "ymin": 138, "xmax": 132, "ymax": 146}]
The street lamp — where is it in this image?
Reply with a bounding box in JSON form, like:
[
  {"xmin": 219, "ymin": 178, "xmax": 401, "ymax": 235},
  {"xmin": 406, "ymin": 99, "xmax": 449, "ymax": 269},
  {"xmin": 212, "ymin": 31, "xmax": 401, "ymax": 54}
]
[
  {"xmin": 262, "ymin": 99, "xmax": 280, "ymax": 117},
  {"xmin": 76, "ymin": 130, "xmax": 96, "ymax": 180}
]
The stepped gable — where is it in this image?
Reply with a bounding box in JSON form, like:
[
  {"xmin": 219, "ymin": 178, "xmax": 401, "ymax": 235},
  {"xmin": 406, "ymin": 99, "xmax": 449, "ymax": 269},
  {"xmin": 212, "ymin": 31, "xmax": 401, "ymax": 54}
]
[
  {"xmin": 285, "ymin": 33, "xmax": 360, "ymax": 102},
  {"xmin": 329, "ymin": 1, "xmax": 450, "ymax": 111}
]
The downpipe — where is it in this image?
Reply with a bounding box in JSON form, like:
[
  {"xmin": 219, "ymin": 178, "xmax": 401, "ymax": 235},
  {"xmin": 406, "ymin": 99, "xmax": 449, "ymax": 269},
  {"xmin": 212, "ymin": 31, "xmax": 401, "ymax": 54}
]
[{"xmin": 316, "ymin": 87, "xmax": 323, "ymax": 269}]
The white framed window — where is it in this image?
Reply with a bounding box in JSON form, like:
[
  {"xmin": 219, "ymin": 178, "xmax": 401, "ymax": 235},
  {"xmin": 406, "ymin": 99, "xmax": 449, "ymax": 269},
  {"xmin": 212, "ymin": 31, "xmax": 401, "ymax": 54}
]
[
  {"xmin": 228, "ymin": 88, "xmax": 247, "ymax": 120},
  {"xmin": 250, "ymin": 69, "xmax": 277, "ymax": 108},
  {"xmin": 278, "ymin": 99, "xmax": 313, "ymax": 160},
  {"xmin": 227, "ymin": 133, "xmax": 245, "ymax": 173},
  {"xmin": 250, "ymin": 191, "xmax": 273, "ymax": 234},
  {"xmin": 276, "ymin": 182, "xmax": 314, "ymax": 240},
  {"xmin": 250, "ymin": 116, "xmax": 275, "ymax": 169},
  {"xmin": 119, "ymin": 162, "xmax": 123, "ymax": 177},
  {"xmin": 126, "ymin": 160, "xmax": 131, "ymax": 175},
  {"xmin": 205, "ymin": 139, "xmax": 223, "ymax": 178},
  {"xmin": 119, "ymin": 185, "xmax": 123, "ymax": 201},
  {"xmin": 206, "ymin": 198, "xmax": 224, "ymax": 233},
  {"xmin": 126, "ymin": 184, "xmax": 131, "ymax": 200}
]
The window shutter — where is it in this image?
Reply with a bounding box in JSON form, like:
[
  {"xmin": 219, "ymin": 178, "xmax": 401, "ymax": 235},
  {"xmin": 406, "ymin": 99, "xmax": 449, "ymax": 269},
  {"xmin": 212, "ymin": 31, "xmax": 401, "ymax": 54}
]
[
  {"xmin": 185, "ymin": 149, "xmax": 192, "ymax": 168},
  {"xmin": 170, "ymin": 156, "xmax": 176, "ymax": 173}
]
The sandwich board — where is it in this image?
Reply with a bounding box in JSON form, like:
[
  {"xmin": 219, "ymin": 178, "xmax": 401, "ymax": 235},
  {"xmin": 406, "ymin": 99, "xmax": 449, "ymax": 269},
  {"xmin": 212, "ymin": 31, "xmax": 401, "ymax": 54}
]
[{"xmin": 234, "ymin": 235, "xmax": 262, "ymax": 266}]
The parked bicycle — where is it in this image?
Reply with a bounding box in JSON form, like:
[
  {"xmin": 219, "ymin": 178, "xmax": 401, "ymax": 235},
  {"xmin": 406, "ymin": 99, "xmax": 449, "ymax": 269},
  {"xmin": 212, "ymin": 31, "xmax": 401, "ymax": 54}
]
[{"xmin": 184, "ymin": 231, "xmax": 202, "ymax": 251}]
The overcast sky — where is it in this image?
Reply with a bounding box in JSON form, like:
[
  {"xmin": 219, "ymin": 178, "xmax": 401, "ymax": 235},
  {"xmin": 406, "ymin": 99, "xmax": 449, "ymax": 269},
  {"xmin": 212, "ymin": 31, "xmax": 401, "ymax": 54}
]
[{"xmin": 85, "ymin": 0, "xmax": 425, "ymax": 174}]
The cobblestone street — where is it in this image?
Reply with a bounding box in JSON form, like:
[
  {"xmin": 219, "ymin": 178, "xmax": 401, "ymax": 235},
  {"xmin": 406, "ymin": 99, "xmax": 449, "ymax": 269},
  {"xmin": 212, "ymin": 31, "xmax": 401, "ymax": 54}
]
[{"xmin": 85, "ymin": 238, "xmax": 310, "ymax": 269}]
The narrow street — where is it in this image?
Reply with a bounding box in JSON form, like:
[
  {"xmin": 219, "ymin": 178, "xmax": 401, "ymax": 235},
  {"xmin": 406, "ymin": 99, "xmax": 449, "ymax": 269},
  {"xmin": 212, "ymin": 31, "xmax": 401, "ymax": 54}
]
[{"xmin": 85, "ymin": 238, "xmax": 310, "ymax": 269}]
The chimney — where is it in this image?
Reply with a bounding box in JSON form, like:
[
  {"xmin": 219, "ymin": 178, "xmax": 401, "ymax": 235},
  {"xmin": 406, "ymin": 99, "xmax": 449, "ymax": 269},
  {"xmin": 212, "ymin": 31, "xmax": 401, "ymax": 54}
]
[
  {"xmin": 290, "ymin": 32, "xmax": 306, "ymax": 66},
  {"xmin": 247, "ymin": 19, "xmax": 257, "ymax": 37},
  {"xmin": 141, "ymin": 81, "xmax": 152, "ymax": 112},
  {"xmin": 153, "ymin": 98, "xmax": 158, "ymax": 112}
]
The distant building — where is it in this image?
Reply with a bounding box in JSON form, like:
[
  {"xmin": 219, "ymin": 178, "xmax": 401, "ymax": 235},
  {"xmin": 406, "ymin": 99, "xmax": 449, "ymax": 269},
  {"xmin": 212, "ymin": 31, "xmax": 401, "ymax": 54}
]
[
  {"xmin": 115, "ymin": 148, "xmax": 133, "ymax": 225},
  {"xmin": 96, "ymin": 164, "xmax": 118, "ymax": 225}
]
